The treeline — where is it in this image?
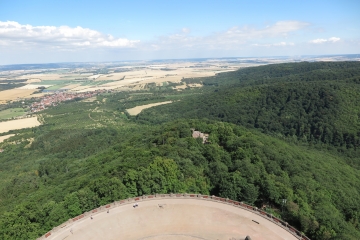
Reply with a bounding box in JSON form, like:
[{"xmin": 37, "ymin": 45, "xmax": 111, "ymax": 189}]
[
  {"xmin": 0, "ymin": 120, "xmax": 360, "ymax": 239},
  {"xmin": 0, "ymin": 83, "xmax": 26, "ymax": 91},
  {"xmin": 189, "ymin": 61, "xmax": 360, "ymax": 87}
]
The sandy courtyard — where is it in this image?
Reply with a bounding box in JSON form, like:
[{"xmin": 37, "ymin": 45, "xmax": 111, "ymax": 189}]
[{"xmin": 46, "ymin": 199, "xmax": 298, "ymax": 240}]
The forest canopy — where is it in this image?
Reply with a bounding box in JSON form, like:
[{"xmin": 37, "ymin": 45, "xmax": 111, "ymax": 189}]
[{"xmin": 0, "ymin": 61, "xmax": 360, "ymax": 240}]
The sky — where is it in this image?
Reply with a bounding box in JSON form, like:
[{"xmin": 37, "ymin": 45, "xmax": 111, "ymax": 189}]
[{"xmin": 0, "ymin": 0, "xmax": 359, "ymax": 64}]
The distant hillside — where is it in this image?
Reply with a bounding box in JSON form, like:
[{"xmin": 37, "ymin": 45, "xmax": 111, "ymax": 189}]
[
  {"xmin": 137, "ymin": 62, "xmax": 360, "ymax": 160},
  {"xmin": 182, "ymin": 61, "xmax": 360, "ymax": 87}
]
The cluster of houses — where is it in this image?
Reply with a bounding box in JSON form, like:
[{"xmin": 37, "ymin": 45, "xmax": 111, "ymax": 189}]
[{"xmin": 30, "ymin": 90, "xmax": 108, "ymax": 113}]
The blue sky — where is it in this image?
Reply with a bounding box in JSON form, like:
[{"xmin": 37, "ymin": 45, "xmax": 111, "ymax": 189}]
[{"xmin": 0, "ymin": 0, "xmax": 359, "ymax": 64}]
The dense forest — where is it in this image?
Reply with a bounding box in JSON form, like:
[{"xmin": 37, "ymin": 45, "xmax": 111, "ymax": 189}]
[
  {"xmin": 137, "ymin": 62, "xmax": 360, "ymax": 164},
  {"xmin": 0, "ymin": 82, "xmax": 26, "ymax": 91},
  {"xmin": 0, "ymin": 61, "xmax": 360, "ymax": 239}
]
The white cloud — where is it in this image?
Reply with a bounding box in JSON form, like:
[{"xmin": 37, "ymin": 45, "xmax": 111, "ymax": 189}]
[
  {"xmin": 0, "ymin": 21, "xmax": 139, "ymax": 48},
  {"xmin": 4, "ymin": 20, "xmax": 354, "ymax": 64},
  {"xmin": 311, "ymin": 38, "xmax": 328, "ymax": 44},
  {"xmin": 328, "ymin": 37, "xmax": 340, "ymax": 43},
  {"xmin": 146, "ymin": 21, "xmax": 308, "ymax": 51},
  {"xmin": 220, "ymin": 21, "xmax": 309, "ymax": 40},
  {"xmin": 182, "ymin": 28, "xmax": 190, "ymax": 33},
  {"xmin": 0, "ymin": 20, "xmax": 308, "ymax": 53},
  {"xmin": 310, "ymin": 37, "xmax": 340, "ymax": 44},
  {"xmin": 252, "ymin": 42, "xmax": 295, "ymax": 47}
]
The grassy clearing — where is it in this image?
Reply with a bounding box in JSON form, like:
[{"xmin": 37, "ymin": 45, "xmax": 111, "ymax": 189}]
[
  {"xmin": 0, "ymin": 108, "xmax": 26, "ymax": 120},
  {"xmin": 42, "ymin": 101, "xmax": 129, "ymax": 130}
]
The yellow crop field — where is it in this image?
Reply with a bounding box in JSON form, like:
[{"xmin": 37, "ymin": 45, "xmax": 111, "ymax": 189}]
[
  {"xmin": 16, "ymin": 73, "xmax": 64, "ymax": 80},
  {"xmin": 18, "ymin": 84, "xmax": 53, "ymax": 89},
  {"xmin": 0, "ymin": 117, "xmax": 41, "ymax": 134},
  {"xmin": 0, "ymin": 134, "xmax": 15, "ymax": 143},
  {"xmin": 126, "ymin": 101, "xmax": 173, "ymax": 115},
  {"xmin": 0, "ymin": 89, "xmax": 36, "ymax": 103},
  {"xmin": 26, "ymin": 78, "xmax": 42, "ymax": 83}
]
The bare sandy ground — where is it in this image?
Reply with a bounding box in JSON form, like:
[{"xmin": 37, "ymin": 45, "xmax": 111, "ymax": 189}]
[
  {"xmin": 0, "ymin": 89, "xmax": 36, "ymax": 103},
  {"xmin": 87, "ymin": 75, "xmax": 100, "ymax": 80},
  {"xmin": 0, "ymin": 134, "xmax": 15, "ymax": 143},
  {"xmin": 26, "ymin": 78, "xmax": 42, "ymax": 83},
  {"xmin": 126, "ymin": 101, "xmax": 173, "ymax": 115},
  {"xmin": 0, "ymin": 117, "xmax": 41, "ymax": 134},
  {"xmin": 174, "ymin": 83, "xmax": 203, "ymax": 90},
  {"xmin": 47, "ymin": 199, "xmax": 298, "ymax": 240},
  {"xmin": 16, "ymin": 73, "xmax": 65, "ymax": 80},
  {"xmin": 18, "ymin": 84, "xmax": 53, "ymax": 89},
  {"xmin": 175, "ymin": 84, "xmax": 188, "ymax": 90}
]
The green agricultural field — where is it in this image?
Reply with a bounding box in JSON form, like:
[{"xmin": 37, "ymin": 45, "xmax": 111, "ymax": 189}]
[
  {"xmin": 32, "ymin": 80, "xmax": 73, "ymax": 85},
  {"xmin": 45, "ymin": 84, "xmax": 68, "ymax": 90},
  {"xmin": 79, "ymin": 80, "xmax": 98, "ymax": 86},
  {"xmin": 0, "ymin": 108, "xmax": 26, "ymax": 120},
  {"xmin": 82, "ymin": 80, "xmax": 115, "ymax": 86}
]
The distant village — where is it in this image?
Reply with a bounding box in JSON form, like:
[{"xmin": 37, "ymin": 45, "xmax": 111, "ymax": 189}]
[{"xmin": 30, "ymin": 89, "xmax": 110, "ymax": 113}]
